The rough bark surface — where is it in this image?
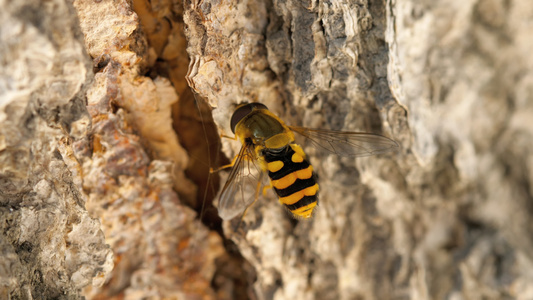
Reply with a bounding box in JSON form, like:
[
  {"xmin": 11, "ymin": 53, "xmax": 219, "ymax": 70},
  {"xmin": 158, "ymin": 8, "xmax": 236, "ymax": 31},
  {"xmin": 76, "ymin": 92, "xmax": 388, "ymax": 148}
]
[
  {"xmin": 1, "ymin": 0, "xmax": 532, "ymax": 300},
  {"xmin": 0, "ymin": 0, "xmax": 113, "ymax": 299},
  {"xmin": 184, "ymin": 0, "xmax": 533, "ymax": 299}
]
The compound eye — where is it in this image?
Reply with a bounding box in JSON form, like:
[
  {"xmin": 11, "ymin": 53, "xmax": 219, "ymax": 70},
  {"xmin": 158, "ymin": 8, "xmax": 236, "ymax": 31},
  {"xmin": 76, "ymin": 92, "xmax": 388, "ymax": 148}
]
[
  {"xmin": 230, "ymin": 104, "xmax": 253, "ymax": 133},
  {"xmin": 230, "ymin": 102, "xmax": 269, "ymax": 133}
]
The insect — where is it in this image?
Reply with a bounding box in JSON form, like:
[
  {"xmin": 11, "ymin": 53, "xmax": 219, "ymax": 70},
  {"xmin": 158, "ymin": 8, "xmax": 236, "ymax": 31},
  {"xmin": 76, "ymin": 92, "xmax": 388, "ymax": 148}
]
[{"xmin": 216, "ymin": 102, "xmax": 399, "ymax": 221}]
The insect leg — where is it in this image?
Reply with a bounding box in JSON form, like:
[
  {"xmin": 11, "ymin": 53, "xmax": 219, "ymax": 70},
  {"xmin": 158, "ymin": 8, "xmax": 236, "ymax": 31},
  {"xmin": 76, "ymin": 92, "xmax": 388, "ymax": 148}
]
[
  {"xmin": 220, "ymin": 133, "xmax": 237, "ymax": 140},
  {"xmin": 262, "ymin": 182, "xmax": 272, "ymax": 196},
  {"xmin": 210, "ymin": 134, "xmax": 243, "ymax": 173},
  {"xmin": 210, "ymin": 153, "xmax": 239, "ymax": 173}
]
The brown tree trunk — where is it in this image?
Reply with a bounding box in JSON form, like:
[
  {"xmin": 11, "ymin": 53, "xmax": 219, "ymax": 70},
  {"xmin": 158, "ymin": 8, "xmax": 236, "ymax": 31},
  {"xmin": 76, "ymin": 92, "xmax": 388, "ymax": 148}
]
[{"xmin": 1, "ymin": 0, "xmax": 532, "ymax": 299}]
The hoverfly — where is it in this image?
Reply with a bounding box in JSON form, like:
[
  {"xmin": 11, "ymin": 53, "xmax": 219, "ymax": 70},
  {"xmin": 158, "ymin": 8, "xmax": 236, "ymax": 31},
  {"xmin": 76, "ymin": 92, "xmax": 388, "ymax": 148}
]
[{"xmin": 216, "ymin": 102, "xmax": 399, "ymax": 221}]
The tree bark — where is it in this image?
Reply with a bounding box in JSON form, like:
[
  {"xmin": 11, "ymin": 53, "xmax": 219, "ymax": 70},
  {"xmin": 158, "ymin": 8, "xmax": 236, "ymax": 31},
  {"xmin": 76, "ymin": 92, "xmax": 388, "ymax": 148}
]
[
  {"xmin": 0, "ymin": 1, "xmax": 113, "ymax": 299},
  {"xmin": 1, "ymin": 0, "xmax": 532, "ymax": 299}
]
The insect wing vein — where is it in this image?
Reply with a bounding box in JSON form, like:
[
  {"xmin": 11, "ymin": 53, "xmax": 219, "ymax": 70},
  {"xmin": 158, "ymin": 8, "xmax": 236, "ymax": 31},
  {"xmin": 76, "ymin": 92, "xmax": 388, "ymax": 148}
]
[
  {"xmin": 217, "ymin": 144, "xmax": 262, "ymax": 220},
  {"xmin": 289, "ymin": 126, "xmax": 399, "ymax": 157}
]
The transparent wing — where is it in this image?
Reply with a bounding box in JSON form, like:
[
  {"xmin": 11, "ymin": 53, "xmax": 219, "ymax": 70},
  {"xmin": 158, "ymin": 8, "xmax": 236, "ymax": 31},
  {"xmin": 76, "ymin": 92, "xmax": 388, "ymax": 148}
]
[
  {"xmin": 217, "ymin": 143, "xmax": 264, "ymax": 220},
  {"xmin": 288, "ymin": 125, "xmax": 400, "ymax": 157}
]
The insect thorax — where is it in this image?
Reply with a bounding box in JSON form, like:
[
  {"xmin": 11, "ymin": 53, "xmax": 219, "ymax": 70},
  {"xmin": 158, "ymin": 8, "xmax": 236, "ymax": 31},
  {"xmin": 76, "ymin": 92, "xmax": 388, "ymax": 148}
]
[{"xmin": 235, "ymin": 110, "xmax": 294, "ymax": 147}]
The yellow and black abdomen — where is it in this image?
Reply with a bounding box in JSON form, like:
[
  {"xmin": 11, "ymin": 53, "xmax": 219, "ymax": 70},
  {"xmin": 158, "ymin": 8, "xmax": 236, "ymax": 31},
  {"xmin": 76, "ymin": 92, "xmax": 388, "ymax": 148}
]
[{"xmin": 263, "ymin": 144, "xmax": 319, "ymax": 218}]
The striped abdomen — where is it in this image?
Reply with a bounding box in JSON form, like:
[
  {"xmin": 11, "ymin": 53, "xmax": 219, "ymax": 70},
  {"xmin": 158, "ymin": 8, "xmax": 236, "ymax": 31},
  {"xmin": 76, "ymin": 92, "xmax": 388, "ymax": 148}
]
[{"xmin": 263, "ymin": 144, "xmax": 319, "ymax": 218}]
